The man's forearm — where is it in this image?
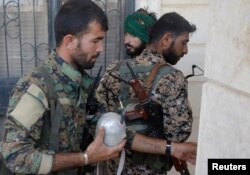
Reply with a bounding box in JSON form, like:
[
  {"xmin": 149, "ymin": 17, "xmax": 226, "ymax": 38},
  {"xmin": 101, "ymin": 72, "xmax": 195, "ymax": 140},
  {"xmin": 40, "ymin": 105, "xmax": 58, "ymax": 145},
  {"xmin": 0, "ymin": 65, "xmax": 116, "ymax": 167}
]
[
  {"xmin": 131, "ymin": 133, "xmax": 197, "ymax": 164},
  {"xmin": 131, "ymin": 133, "xmax": 166, "ymax": 155},
  {"xmin": 51, "ymin": 152, "xmax": 84, "ymax": 172}
]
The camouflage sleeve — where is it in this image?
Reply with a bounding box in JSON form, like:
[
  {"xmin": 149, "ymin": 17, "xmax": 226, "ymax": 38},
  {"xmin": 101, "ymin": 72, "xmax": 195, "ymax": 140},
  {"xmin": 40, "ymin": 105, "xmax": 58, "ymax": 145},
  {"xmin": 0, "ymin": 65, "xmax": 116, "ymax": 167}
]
[
  {"xmin": 0, "ymin": 72, "xmax": 54, "ymax": 174},
  {"xmin": 154, "ymin": 70, "xmax": 193, "ymax": 142},
  {"xmin": 96, "ymin": 60, "xmax": 121, "ymax": 112}
]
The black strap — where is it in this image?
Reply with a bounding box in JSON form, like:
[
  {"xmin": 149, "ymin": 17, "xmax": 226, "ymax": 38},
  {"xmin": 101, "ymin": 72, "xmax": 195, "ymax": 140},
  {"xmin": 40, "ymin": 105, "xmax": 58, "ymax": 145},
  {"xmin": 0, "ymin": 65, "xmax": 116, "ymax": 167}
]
[
  {"xmin": 37, "ymin": 66, "xmax": 62, "ymax": 152},
  {"xmin": 37, "ymin": 66, "xmax": 78, "ymax": 175}
]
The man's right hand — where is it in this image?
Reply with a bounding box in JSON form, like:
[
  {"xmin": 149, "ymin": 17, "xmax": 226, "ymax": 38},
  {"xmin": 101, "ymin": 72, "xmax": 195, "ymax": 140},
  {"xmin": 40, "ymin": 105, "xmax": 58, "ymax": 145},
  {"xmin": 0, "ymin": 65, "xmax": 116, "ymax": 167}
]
[
  {"xmin": 171, "ymin": 142, "xmax": 197, "ymax": 165},
  {"xmin": 131, "ymin": 133, "xmax": 197, "ymax": 165},
  {"xmin": 51, "ymin": 127, "xmax": 126, "ymax": 172},
  {"xmin": 85, "ymin": 127, "xmax": 126, "ymax": 164}
]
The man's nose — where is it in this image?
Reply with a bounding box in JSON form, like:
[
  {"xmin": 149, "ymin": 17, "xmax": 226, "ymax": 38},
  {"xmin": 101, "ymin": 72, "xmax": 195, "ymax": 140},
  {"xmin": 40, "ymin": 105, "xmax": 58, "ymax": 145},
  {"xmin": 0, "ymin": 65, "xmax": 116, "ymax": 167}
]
[
  {"xmin": 97, "ymin": 42, "xmax": 104, "ymax": 52},
  {"xmin": 124, "ymin": 35, "xmax": 131, "ymax": 45},
  {"xmin": 183, "ymin": 45, "xmax": 188, "ymax": 55}
]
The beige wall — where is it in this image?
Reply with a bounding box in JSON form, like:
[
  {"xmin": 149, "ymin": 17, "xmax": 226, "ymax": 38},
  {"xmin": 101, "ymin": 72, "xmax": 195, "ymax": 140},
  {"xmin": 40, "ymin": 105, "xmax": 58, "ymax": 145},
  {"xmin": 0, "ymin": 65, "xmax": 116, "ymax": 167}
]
[{"xmin": 196, "ymin": 0, "xmax": 250, "ymax": 174}]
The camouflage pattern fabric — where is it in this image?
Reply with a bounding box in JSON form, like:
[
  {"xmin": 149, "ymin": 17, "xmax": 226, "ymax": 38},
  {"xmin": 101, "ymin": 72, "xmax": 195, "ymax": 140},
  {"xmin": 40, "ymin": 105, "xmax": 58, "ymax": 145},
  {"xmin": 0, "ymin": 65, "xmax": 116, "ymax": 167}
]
[
  {"xmin": 0, "ymin": 51, "xmax": 93, "ymax": 174},
  {"xmin": 96, "ymin": 49, "xmax": 193, "ymax": 175}
]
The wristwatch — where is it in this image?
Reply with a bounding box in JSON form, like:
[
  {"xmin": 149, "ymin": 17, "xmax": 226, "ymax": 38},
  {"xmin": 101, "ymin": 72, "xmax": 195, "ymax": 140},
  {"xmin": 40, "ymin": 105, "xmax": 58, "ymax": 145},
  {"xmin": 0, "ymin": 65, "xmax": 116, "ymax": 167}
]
[{"xmin": 165, "ymin": 140, "xmax": 172, "ymax": 156}]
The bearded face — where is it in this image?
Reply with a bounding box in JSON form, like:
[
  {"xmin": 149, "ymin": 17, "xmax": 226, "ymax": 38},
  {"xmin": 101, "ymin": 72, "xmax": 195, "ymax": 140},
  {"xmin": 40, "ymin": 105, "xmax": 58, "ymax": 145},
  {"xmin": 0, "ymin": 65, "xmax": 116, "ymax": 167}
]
[
  {"xmin": 69, "ymin": 21, "xmax": 104, "ymax": 71},
  {"xmin": 72, "ymin": 41, "xmax": 99, "ymax": 70},
  {"xmin": 163, "ymin": 40, "xmax": 184, "ymax": 65},
  {"xmin": 124, "ymin": 33, "xmax": 147, "ymax": 57},
  {"xmin": 162, "ymin": 32, "xmax": 190, "ymax": 65},
  {"xmin": 125, "ymin": 42, "xmax": 146, "ymax": 57}
]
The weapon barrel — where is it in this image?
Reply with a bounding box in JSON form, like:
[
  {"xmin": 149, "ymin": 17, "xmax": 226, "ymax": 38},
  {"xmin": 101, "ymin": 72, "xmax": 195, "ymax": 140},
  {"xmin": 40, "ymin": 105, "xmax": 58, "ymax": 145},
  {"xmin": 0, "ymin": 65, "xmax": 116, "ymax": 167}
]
[{"xmin": 125, "ymin": 63, "xmax": 148, "ymax": 102}]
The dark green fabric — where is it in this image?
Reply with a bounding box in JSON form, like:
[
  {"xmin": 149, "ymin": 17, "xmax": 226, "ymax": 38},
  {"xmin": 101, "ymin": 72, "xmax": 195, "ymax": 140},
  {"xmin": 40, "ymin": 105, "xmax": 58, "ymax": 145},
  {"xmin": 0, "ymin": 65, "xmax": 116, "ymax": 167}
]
[
  {"xmin": 124, "ymin": 13, "xmax": 156, "ymax": 43},
  {"xmin": 0, "ymin": 161, "xmax": 13, "ymax": 175}
]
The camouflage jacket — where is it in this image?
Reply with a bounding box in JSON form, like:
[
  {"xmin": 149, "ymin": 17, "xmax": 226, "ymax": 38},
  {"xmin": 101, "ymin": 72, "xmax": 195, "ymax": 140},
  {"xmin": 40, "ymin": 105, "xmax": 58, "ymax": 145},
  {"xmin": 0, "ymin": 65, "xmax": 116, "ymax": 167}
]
[
  {"xmin": 0, "ymin": 51, "xmax": 92, "ymax": 174},
  {"xmin": 96, "ymin": 49, "xmax": 193, "ymax": 174}
]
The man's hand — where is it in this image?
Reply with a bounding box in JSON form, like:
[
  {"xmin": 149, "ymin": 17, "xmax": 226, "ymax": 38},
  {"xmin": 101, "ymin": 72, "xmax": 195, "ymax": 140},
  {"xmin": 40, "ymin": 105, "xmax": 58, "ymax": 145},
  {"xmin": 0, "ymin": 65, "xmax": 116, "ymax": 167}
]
[
  {"xmin": 51, "ymin": 127, "xmax": 126, "ymax": 172},
  {"xmin": 171, "ymin": 142, "xmax": 197, "ymax": 165},
  {"xmin": 131, "ymin": 133, "xmax": 197, "ymax": 165},
  {"xmin": 86, "ymin": 127, "xmax": 126, "ymax": 164}
]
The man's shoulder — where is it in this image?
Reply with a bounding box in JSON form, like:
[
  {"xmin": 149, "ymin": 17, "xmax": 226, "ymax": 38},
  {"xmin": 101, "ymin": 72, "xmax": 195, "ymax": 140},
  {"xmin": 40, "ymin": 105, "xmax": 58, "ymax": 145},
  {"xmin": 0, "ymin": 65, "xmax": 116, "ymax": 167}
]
[
  {"xmin": 155, "ymin": 67, "xmax": 187, "ymax": 91},
  {"xmin": 160, "ymin": 66, "xmax": 185, "ymax": 79},
  {"xmin": 8, "ymin": 68, "xmax": 52, "ymax": 109},
  {"xmin": 17, "ymin": 68, "xmax": 50, "ymax": 93},
  {"xmin": 106, "ymin": 60, "xmax": 123, "ymax": 72}
]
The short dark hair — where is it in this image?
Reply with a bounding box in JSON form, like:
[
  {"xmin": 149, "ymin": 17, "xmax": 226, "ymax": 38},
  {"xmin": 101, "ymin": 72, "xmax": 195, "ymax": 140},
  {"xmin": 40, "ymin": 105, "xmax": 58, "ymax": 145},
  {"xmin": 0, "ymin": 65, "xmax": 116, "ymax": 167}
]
[
  {"xmin": 136, "ymin": 8, "xmax": 157, "ymax": 22},
  {"xmin": 149, "ymin": 12, "xmax": 196, "ymax": 44},
  {"xmin": 54, "ymin": 0, "xmax": 108, "ymax": 46}
]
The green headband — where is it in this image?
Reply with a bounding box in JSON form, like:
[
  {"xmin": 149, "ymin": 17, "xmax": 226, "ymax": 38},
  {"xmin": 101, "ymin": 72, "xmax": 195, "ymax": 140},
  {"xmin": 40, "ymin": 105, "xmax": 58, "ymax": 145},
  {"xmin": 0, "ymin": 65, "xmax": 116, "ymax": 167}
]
[{"xmin": 124, "ymin": 13, "xmax": 156, "ymax": 43}]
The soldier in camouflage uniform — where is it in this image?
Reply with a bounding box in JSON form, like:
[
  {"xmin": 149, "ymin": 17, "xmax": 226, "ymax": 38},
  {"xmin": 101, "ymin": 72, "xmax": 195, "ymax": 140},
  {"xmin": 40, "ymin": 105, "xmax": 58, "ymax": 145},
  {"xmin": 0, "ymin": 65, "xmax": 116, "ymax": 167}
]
[
  {"xmin": 97, "ymin": 12, "xmax": 197, "ymax": 174},
  {"xmin": 0, "ymin": 2, "xmax": 197, "ymax": 174},
  {"xmin": 0, "ymin": 1, "xmax": 126, "ymax": 174}
]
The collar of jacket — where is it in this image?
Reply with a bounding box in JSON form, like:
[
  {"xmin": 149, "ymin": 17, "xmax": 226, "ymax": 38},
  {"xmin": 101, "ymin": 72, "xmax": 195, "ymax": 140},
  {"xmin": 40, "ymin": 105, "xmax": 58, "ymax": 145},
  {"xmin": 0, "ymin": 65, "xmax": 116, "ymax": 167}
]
[
  {"xmin": 137, "ymin": 49, "xmax": 166, "ymax": 66},
  {"xmin": 47, "ymin": 50, "xmax": 92, "ymax": 89}
]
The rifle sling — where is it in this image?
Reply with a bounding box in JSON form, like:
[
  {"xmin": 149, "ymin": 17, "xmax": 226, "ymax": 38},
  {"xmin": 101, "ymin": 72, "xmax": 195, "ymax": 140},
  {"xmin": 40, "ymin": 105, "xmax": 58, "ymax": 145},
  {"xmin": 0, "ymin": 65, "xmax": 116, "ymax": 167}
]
[
  {"xmin": 144, "ymin": 63, "xmax": 168, "ymax": 94},
  {"xmin": 37, "ymin": 66, "xmax": 61, "ymax": 152},
  {"xmin": 125, "ymin": 63, "xmax": 168, "ymax": 121}
]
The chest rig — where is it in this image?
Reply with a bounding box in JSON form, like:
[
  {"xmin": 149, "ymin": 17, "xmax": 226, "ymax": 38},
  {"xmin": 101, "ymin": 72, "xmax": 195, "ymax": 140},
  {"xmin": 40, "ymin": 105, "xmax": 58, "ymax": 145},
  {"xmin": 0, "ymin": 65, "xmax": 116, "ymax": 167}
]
[{"xmin": 118, "ymin": 60, "xmax": 176, "ymax": 173}]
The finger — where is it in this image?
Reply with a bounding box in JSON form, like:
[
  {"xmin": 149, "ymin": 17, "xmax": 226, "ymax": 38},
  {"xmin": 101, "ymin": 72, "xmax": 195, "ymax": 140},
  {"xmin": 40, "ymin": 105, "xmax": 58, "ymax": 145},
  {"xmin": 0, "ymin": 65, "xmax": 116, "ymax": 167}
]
[
  {"xmin": 188, "ymin": 158, "xmax": 196, "ymax": 165},
  {"xmin": 190, "ymin": 142, "xmax": 197, "ymax": 151},
  {"xmin": 187, "ymin": 154, "xmax": 196, "ymax": 165},
  {"xmin": 113, "ymin": 139, "xmax": 126, "ymax": 151},
  {"xmin": 191, "ymin": 152, "xmax": 196, "ymax": 158},
  {"xmin": 110, "ymin": 152, "xmax": 120, "ymax": 159},
  {"xmin": 188, "ymin": 141, "xmax": 197, "ymax": 146},
  {"xmin": 95, "ymin": 127, "xmax": 105, "ymax": 142},
  {"xmin": 192, "ymin": 150, "xmax": 197, "ymax": 155}
]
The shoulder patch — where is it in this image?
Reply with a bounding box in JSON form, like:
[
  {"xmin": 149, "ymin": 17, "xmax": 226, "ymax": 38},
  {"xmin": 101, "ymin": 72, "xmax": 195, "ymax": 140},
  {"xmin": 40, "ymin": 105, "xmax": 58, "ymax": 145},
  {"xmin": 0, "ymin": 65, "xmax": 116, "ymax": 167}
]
[
  {"xmin": 27, "ymin": 84, "xmax": 48, "ymax": 109},
  {"xmin": 10, "ymin": 83, "xmax": 48, "ymax": 130}
]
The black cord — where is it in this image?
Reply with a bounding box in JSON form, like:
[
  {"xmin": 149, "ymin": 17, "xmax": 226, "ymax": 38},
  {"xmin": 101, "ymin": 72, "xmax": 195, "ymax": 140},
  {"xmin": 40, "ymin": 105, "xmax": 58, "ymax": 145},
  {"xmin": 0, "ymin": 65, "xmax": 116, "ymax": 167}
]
[{"xmin": 186, "ymin": 64, "xmax": 204, "ymax": 79}]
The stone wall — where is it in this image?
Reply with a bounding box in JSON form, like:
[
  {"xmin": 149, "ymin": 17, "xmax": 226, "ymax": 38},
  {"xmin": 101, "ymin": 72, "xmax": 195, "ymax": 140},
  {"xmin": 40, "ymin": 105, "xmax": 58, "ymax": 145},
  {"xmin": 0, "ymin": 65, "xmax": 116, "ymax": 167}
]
[{"xmin": 196, "ymin": 0, "xmax": 250, "ymax": 174}]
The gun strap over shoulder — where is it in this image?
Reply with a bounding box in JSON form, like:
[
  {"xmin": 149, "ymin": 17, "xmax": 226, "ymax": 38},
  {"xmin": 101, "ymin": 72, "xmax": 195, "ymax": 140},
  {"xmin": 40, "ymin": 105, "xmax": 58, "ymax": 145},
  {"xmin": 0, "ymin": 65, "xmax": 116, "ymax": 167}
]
[
  {"xmin": 37, "ymin": 66, "xmax": 63, "ymax": 152},
  {"xmin": 144, "ymin": 63, "xmax": 167, "ymax": 93},
  {"xmin": 119, "ymin": 61, "xmax": 175, "ymax": 104},
  {"xmin": 119, "ymin": 60, "xmax": 153, "ymax": 104},
  {"xmin": 147, "ymin": 64, "xmax": 175, "ymax": 94}
]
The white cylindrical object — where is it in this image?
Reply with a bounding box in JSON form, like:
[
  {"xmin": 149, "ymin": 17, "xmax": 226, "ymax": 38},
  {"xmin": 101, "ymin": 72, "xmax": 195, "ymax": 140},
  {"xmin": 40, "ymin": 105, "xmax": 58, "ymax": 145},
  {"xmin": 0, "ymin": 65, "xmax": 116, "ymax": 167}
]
[{"xmin": 96, "ymin": 112, "xmax": 126, "ymax": 147}]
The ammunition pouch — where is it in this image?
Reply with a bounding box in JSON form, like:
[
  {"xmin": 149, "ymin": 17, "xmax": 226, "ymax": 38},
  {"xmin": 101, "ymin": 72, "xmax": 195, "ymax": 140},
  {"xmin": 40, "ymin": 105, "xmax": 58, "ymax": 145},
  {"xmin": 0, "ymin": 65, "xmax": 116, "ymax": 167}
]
[{"xmin": 141, "ymin": 100, "xmax": 164, "ymax": 137}]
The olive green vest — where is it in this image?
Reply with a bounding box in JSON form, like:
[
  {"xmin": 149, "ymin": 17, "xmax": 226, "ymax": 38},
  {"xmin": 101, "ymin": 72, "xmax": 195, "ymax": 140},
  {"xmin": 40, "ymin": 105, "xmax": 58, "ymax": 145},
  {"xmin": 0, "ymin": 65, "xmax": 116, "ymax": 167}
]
[{"xmin": 119, "ymin": 61, "xmax": 175, "ymax": 172}]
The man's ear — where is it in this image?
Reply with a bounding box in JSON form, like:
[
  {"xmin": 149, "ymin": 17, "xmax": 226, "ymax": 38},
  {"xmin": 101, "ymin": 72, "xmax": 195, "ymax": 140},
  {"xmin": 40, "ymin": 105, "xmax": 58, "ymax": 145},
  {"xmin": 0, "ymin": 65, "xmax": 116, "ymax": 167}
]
[
  {"xmin": 63, "ymin": 34, "xmax": 77, "ymax": 50},
  {"xmin": 161, "ymin": 32, "xmax": 173, "ymax": 49}
]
